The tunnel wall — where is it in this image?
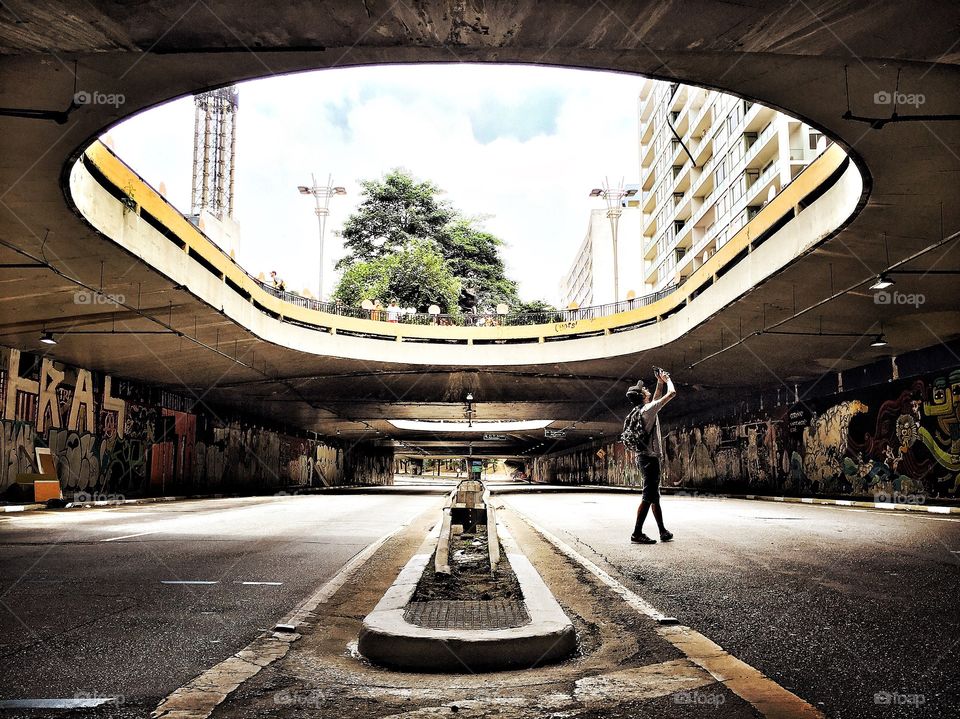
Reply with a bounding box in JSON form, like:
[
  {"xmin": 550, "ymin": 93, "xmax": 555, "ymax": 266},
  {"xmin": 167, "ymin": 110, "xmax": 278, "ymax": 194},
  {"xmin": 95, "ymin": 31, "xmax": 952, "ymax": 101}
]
[
  {"xmin": 533, "ymin": 345, "xmax": 960, "ymax": 502},
  {"xmin": 0, "ymin": 345, "xmax": 393, "ymax": 499}
]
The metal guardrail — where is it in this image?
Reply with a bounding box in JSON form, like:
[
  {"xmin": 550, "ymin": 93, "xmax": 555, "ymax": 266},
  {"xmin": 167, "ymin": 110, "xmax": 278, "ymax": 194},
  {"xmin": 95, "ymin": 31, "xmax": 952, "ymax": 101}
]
[{"xmin": 254, "ymin": 279, "xmax": 679, "ymax": 328}]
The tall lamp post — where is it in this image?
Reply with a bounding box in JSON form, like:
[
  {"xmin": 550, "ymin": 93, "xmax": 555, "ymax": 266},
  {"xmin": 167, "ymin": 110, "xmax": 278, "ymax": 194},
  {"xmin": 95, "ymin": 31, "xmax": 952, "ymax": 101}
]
[
  {"xmin": 589, "ymin": 179, "xmax": 636, "ymax": 303},
  {"xmin": 298, "ymin": 174, "xmax": 346, "ymax": 301}
]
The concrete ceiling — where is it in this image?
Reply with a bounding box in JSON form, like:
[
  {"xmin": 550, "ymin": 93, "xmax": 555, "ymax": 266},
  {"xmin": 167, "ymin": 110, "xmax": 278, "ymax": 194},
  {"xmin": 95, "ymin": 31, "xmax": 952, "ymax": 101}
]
[{"xmin": 1, "ymin": 1, "xmax": 958, "ymax": 458}]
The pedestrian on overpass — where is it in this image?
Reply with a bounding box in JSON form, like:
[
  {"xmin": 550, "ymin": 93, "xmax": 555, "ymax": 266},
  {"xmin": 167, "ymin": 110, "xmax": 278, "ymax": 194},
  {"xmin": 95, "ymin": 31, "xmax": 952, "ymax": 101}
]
[{"xmin": 622, "ymin": 368, "xmax": 677, "ymax": 544}]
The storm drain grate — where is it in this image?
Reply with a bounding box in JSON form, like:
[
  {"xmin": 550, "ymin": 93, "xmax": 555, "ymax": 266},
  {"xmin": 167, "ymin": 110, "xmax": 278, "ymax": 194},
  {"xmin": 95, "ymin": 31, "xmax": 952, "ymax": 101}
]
[{"xmin": 404, "ymin": 600, "xmax": 531, "ymax": 630}]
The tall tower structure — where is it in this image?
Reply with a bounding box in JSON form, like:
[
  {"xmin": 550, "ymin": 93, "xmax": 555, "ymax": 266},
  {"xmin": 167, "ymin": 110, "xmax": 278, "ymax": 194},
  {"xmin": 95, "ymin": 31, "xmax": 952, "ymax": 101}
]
[{"xmin": 191, "ymin": 86, "xmax": 238, "ymax": 219}]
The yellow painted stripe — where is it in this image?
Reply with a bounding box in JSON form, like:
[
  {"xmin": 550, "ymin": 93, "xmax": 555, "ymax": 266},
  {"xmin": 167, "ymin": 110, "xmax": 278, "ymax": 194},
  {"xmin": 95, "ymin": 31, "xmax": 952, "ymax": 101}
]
[{"xmin": 84, "ymin": 141, "xmax": 845, "ymax": 343}]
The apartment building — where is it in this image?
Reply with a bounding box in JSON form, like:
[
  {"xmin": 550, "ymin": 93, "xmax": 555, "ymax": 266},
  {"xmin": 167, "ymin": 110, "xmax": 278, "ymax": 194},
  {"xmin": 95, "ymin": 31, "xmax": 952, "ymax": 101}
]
[{"xmin": 638, "ymin": 79, "xmax": 830, "ymax": 291}]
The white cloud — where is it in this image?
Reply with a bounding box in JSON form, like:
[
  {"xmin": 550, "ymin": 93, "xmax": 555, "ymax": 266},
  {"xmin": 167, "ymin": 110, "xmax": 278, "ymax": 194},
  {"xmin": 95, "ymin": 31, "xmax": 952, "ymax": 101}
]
[{"xmin": 107, "ymin": 64, "xmax": 647, "ymax": 305}]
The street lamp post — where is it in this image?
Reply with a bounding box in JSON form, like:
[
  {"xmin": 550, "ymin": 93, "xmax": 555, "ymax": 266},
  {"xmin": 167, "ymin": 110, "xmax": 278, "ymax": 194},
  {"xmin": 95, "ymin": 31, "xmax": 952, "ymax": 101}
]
[
  {"xmin": 298, "ymin": 174, "xmax": 346, "ymax": 302},
  {"xmin": 589, "ymin": 180, "xmax": 637, "ymax": 303}
]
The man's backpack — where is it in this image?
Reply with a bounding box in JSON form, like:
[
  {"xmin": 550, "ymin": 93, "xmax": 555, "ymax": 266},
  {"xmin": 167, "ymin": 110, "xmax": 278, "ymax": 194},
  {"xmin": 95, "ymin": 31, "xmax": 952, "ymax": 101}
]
[{"xmin": 621, "ymin": 408, "xmax": 652, "ymax": 453}]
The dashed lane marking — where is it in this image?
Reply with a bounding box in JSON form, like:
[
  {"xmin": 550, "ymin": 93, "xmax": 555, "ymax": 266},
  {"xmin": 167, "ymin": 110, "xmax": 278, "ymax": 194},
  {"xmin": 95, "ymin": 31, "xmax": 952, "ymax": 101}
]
[
  {"xmin": 101, "ymin": 531, "xmax": 162, "ymax": 542},
  {"xmin": 236, "ymin": 581, "xmax": 283, "ymax": 586},
  {"xmin": 151, "ymin": 509, "xmax": 430, "ymax": 719},
  {"xmin": 161, "ymin": 580, "xmax": 219, "ymax": 585}
]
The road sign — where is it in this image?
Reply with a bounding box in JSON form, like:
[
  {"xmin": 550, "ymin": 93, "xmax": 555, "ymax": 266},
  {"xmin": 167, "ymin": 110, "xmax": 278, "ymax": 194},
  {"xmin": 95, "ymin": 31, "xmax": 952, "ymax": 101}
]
[
  {"xmin": 482, "ymin": 433, "xmax": 508, "ymax": 441},
  {"xmin": 545, "ymin": 428, "xmax": 566, "ymax": 439}
]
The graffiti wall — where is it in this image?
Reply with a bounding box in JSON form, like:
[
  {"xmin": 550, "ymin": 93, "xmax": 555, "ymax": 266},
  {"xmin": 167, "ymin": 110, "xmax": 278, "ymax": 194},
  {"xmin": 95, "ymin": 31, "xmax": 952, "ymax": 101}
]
[
  {"xmin": 533, "ymin": 366, "xmax": 960, "ymax": 501},
  {"xmin": 0, "ymin": 346, "xmax": 393, "ymax": 498}
]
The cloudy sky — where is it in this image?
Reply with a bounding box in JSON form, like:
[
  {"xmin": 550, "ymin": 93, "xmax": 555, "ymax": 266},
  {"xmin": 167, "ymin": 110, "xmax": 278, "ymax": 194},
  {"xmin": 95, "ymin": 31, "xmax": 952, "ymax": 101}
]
[{"xmin": 108, "ymin": 64, "xmax": 649, "ymax": 305}]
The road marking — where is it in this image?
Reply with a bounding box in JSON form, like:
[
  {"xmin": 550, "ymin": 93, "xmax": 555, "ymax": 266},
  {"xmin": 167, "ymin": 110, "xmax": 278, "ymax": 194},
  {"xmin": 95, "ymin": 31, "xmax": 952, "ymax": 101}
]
[
  {"xmin": 509, "ymin": 507, "xmax": 825, "ymax": 719},
  {"xmin": 151, "ymin": 511, "xmax": 428, "ymax": 719},
  {"xmin": 236, "ymin": 581, "xmax": 283, "ymax": 586},
  {"xmin": 101, "ymin": 531, "xmax": 162, "ymax": 542},
  {"xmin": 161, "ymin": 580, "xmax": 219, "ymax": 585},
  {"xmin": 0, "ymin": 698, "xmax": 120, "ymax": 709}
]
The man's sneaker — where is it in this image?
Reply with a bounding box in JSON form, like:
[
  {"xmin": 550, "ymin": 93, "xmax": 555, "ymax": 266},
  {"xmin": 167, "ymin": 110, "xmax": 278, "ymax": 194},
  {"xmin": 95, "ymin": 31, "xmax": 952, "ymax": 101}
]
[
  {"xmin": 659, "ymin": 530, "xmax": 674, "ymax": 542},
  {"xmin": 631, "ymin": 533, "xmax": 656, "ymax": 544}
]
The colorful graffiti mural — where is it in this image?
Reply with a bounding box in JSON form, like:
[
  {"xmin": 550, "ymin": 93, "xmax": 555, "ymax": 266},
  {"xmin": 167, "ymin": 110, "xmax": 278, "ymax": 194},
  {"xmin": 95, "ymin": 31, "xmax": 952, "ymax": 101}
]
[
  {"xmin": 0, "ymin": 346, "xmax": 392, "ymax": 498},
  {"xmin": 533, "ymin": 367, "xmax": 960, "ymax": 500}
]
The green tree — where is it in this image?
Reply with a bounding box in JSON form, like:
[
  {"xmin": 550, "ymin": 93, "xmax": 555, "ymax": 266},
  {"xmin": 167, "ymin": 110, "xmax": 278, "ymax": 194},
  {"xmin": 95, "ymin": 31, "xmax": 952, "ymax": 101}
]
[
  {"xmin": 439, "ymin": 219, "xmax": 520, "ymax": 311},
  {"xmin": 335, "ymin": 170, "xmax": 454, "ymax": 269},
  {"xmin": 507, "ymin": 299, "xmax": 561, "ymax": 325},
  {"xmin": 335, "ymin": 170, "xmax": 527, "ymax": 313},
  {"xmin": 332, "ymin": 240, "xmax": 461, "ymax": 313}
]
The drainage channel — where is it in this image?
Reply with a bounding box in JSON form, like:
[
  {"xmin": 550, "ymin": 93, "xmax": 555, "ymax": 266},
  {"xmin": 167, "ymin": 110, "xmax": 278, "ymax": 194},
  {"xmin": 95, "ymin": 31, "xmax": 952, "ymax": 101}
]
[{"xmin": 358, "ymin": 479, "xmax": 576, "ymax": 672}]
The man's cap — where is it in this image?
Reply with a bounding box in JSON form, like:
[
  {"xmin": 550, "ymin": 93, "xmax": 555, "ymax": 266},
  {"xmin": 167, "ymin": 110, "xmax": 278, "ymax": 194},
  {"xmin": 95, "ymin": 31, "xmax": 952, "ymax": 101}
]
[{"xmin": 626, "ymin": 380, "xmax": 647, "ymax": 397}]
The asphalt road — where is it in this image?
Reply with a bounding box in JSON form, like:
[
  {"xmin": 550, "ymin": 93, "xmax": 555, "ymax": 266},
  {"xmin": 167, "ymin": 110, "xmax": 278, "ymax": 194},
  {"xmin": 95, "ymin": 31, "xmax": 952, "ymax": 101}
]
[
  {"xmin": 0, "ymin": 493, "xmax": 440, "ymax": 717},
  {"xmin": 502, "ymin": 492, "xmax": 960, "ymax": 719}
]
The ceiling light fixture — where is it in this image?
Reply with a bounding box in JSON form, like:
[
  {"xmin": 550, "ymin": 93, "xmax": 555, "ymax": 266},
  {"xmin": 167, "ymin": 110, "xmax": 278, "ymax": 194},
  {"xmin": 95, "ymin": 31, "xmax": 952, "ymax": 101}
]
[
  {"xmin": 870, "ymin": 334, "xmax": 888, "ymax": 347},
  {"xmin": 39, "ymin": 330, "xmax": 57, "ymax": 345},
  {"xmin": 869, "ymin": 274, "xmax": 894, "ymax": 290}
]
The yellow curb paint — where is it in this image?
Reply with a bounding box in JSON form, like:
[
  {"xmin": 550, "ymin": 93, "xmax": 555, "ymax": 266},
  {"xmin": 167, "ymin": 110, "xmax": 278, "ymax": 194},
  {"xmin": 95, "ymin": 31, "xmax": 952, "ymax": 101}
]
[{"xmin": 512, "ymin": 509, "xmax": 826, "ymax": 719}]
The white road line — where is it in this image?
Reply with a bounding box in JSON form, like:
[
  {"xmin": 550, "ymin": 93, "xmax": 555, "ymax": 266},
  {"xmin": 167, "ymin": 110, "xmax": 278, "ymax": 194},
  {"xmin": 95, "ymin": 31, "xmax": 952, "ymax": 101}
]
[
  {"xmin": 151, "ymin": 509, "xmax": 430, "ymax": 719},
  {"xmin": 0, "ymin": 698, "xmax": 120, "ymax": 709},
  {"xmin": 101, "ymin": 531, "xmax": 162, "ymax": 542},
  {"xmin": 508, "ymin": 506, "xmax": 825, "ymax": 719},
  {"xmin": 161, "ymin": 580, "xmax": 219, "ymax": 585},
  {"xmin": 236, "ymin": 581, "xmax": 283, "ymax": 586}
]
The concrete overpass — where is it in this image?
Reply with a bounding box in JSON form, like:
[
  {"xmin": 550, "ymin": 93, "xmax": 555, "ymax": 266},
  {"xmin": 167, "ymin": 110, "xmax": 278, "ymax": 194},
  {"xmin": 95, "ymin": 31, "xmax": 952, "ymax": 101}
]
[{"xmin": 1, "ymin": 1, "xmax": 958, "ymax": 464}]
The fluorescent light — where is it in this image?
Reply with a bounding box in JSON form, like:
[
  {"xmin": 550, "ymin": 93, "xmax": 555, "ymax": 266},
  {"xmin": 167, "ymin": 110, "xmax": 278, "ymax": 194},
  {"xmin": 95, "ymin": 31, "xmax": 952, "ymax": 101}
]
[
  {"xmin": 39, "ymin": 330, "xmax": 57, "ymax": 345},
  {"xmin": 387, "ymin": 419, "xmax": 553, "ymax": 432},
  {"xmin": 869, "ymin": 274, "xmax": 894, "ymax": 290}
]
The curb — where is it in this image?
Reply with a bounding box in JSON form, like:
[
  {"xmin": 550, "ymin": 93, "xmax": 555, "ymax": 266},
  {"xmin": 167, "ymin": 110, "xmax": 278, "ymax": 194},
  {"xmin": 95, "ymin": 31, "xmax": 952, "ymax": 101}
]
[
  {"xmin": 0, "ymin": 486, "xmax": 447, "ymax": 514},
  {"xmin": 1, "ymin": 494, "xmax": 225, "ymax": 513},
  {"xmin": 1, "ymin": 503, "xmax": 44, "ymax": 513},
  {"xmin": 512, "ymin": 509, "xmax": 825, "ymax": 719},
  {"xmin": 487, "ymin": 484, "xmax": 960, "ymax": 515},
  {"xmin": 358, "ymin": 521, "xmax": 576, "ymax": 672}
]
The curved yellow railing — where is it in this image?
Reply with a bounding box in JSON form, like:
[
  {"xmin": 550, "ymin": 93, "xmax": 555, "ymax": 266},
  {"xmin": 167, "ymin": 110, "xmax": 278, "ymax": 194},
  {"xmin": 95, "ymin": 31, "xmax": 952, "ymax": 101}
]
[{"xmin": 82, "ymin": 141, "xmax": 847, "ymax": 344}]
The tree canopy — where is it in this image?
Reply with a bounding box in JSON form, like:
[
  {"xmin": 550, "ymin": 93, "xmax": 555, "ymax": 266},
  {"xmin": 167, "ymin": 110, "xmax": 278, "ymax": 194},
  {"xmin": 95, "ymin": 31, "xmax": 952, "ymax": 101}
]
[
  {"xmin": 333, "ymin": 168, "xmax": 546, "ymax": 314},
  {"xmin": 333, "ymin": 240, "xmax": 461, "ymax": 313},
  {"xmin": 335, "ymin": 170, "xmax": 454, "ymax": 269}
]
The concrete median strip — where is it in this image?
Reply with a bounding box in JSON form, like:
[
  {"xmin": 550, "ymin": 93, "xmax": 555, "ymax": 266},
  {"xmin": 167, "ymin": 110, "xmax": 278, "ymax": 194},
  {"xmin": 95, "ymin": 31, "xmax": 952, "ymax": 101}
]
[
  {"xmin": 512, "ymin": 510, "xmax": 826, "ymax": 719},
  {"xmin": 358, "ymin": 521, "xmax": 576, "ymax": 672}
]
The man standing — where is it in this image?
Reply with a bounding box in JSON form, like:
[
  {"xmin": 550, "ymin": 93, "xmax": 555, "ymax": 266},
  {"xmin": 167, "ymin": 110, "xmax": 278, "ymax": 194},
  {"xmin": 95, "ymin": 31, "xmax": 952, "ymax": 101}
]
[{"xmin": 621, "ymin": 368, "xmax": 677, "ymax": 544}]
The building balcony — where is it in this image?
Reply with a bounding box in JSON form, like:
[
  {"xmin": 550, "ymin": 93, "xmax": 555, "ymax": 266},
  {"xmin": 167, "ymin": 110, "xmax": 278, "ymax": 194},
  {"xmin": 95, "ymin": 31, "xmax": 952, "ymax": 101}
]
[{"xmin": 743, "ymin": 121, "xmax": 779, "ymax": 169}]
